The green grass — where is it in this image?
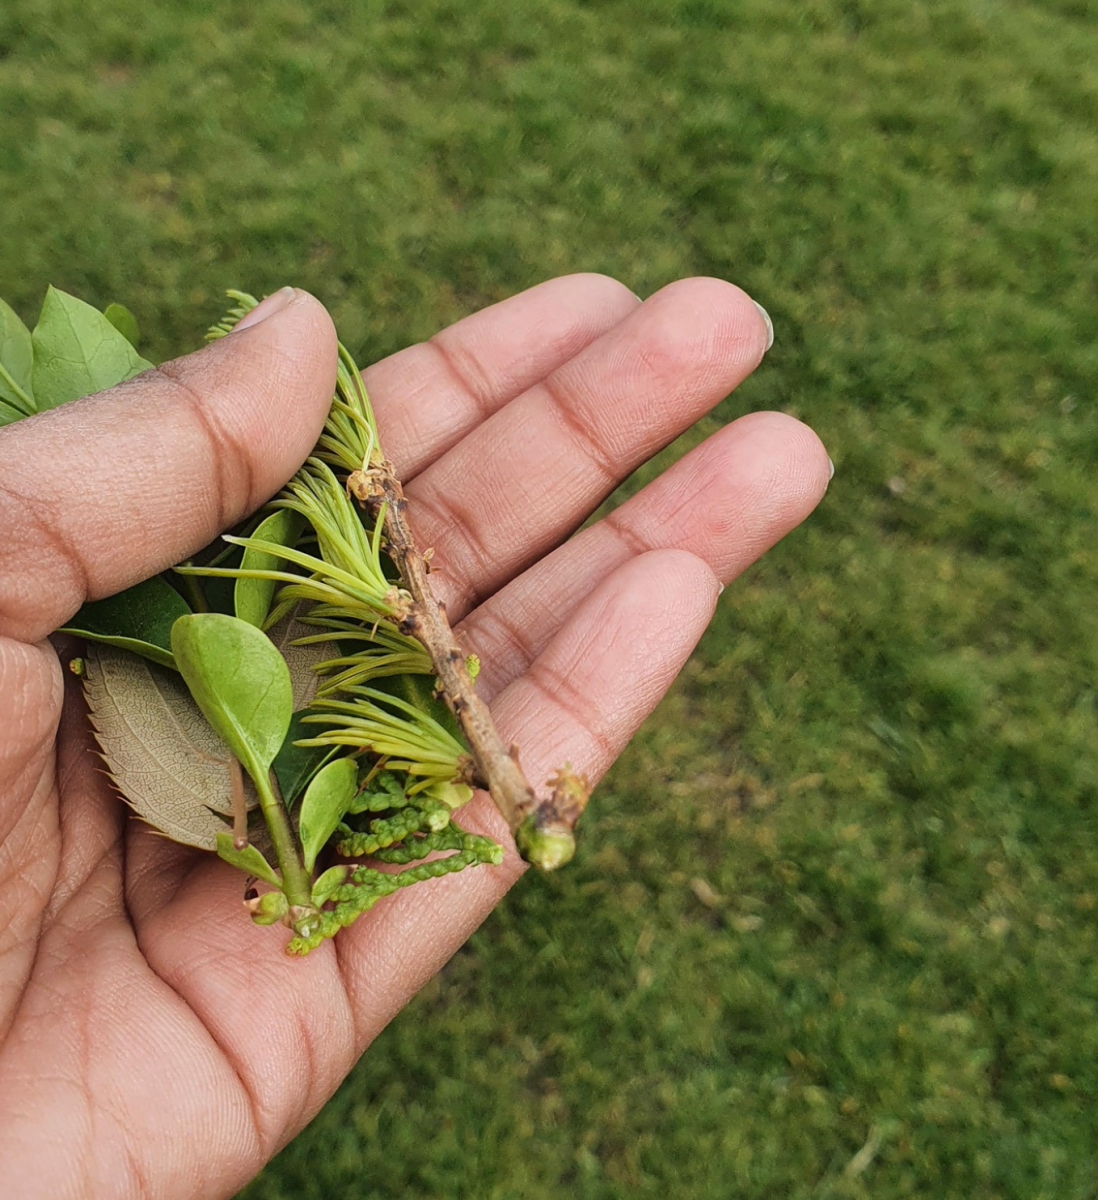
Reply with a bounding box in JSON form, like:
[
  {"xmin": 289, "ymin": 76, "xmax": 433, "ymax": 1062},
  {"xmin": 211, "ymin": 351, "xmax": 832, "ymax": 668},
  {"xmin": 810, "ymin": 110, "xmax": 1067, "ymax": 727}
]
[{"xmin": 3, "ymin": 0, "xmax": 1098, "ymax": 1195}]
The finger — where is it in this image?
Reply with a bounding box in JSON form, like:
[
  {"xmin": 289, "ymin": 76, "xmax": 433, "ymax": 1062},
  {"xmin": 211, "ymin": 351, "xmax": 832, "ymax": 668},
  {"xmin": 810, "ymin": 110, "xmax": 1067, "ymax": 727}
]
[
  {"xmin": 132, "ymin": 851, "xmax": 358, "ymax": 1156},
  {"xmin": 403, "ymin": 277, "xmax": 773, "ymax": 620},
  {"xmin": 332, "ymin": 548, "xmax": 719, "ymax": 1043},
  {"xmin": 364, "ymin": 273, "xmax": 640, "ymax": 478},
  {"xmin": 0, "ymin": 639, "xmax": 61, "ymax": 808},
  {"xmin": 44, "ymin": 656, "xmax": 138, "ymax": 920},
  {"xmin": 464, "ymin": 410, "xmax": 830, "ymax": 698},
  {"xmin": 0, "ymin": 289, "xmax": 337, "ymax": 643},
  {"xmin": 0, "ymin": 637, "xmax": 62, "ymax": 1031}
]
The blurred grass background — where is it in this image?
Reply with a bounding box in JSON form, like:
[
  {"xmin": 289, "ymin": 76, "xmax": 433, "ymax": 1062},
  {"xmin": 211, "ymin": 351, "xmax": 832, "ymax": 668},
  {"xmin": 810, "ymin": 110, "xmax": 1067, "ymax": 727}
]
[{"xmin": 3, "ymin": 0, "xmax": 1097, "ymax": 1195}]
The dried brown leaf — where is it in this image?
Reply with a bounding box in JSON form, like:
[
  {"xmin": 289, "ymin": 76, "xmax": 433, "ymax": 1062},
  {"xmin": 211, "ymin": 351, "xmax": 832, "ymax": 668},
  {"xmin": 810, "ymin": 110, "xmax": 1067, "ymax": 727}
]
[
  {"xmin": 268, "ymin": 612, "xmax": 329, "ymax": 710},
  {"xmin": 83, "ymin": 643, "xmax": 245, "ymax": 849}
]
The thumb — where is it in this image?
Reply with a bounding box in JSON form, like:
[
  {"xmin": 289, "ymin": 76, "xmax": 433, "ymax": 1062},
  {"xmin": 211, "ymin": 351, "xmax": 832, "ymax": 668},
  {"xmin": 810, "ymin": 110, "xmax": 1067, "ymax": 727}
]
[{"xmin": 0, "ymin": 287, "xmax": 337, "ymax": 643}]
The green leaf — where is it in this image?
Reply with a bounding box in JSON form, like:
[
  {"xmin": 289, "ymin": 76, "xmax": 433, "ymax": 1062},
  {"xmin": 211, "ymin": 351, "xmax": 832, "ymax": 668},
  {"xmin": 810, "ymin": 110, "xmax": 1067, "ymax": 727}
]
[
  {"xmin": 0, "ymin": 394, "xmax": 28, "ymax": 427},
  {"xmin": 171, "ymin": 613, "xmax": 293, "ymax": 788},
  {"xmin": 31, "ymin": 286, "xmax": 152, "ymax": 411},
  {"xmin": 311, "ymin": 864, "xmax": 350, "ymax": 906},
  {"xmin": 423, "ymin": 779, "xmax": 474, "ymax": 810},
  {"xmin": 235, "ymin": 509, "xmax": 306, "ymax": 628},
  {"xmin": 299, "ymin": 756, "xmax": 359, "ymax": 872},
  {"xmin": 215, "ymin": 832, "xmax": 281, "ymax": 887},
  {"xmin": 0, "ymin": 296, "xmax": 35, "ymax": 418},
  {"xmin": 103, "ymin": 303, "xmax": 141, "ymax": 349},
  {"xmin": 59, "ymin": 575, "xmax": 192, "ymax": 669},
  {"xmin": 273, "ymin": 710, "xmax": 337, "ymax": 809}
]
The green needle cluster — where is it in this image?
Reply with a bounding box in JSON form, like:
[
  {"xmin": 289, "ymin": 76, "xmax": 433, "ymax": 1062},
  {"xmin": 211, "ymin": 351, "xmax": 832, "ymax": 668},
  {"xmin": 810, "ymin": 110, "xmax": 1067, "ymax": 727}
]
[{"xmin": 287, "ymin": 827, "xmax": 504, "ymax": 956}]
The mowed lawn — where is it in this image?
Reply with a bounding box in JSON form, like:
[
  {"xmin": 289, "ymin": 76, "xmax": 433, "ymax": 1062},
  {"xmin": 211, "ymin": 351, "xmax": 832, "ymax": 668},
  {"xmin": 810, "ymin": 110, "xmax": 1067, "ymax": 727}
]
[{"xmin": 2, "ymin": 1, "xmax": 1097, "ymax": 1196}]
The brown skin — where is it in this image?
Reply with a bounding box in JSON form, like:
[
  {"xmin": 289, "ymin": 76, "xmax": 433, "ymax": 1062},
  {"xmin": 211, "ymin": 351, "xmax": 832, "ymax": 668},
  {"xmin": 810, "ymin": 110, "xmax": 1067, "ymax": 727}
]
[{"xmin": 0, "ymin": 278, "xmax": 829, "ymax": 1198}]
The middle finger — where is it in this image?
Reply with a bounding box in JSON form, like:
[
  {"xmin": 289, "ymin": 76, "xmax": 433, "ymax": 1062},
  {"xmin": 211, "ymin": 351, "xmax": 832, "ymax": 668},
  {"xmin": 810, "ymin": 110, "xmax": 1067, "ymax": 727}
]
[{"xmin": 405, "ymin": 277, "xmax": 771, "ymax": 621}]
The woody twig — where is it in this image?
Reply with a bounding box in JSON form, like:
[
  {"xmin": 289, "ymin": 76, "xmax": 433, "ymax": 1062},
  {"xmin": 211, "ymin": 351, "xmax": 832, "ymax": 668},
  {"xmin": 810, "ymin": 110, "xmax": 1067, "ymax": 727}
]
[{"xmin": 347, "ymin": 461, "xmax": 589, "ymax": 869}]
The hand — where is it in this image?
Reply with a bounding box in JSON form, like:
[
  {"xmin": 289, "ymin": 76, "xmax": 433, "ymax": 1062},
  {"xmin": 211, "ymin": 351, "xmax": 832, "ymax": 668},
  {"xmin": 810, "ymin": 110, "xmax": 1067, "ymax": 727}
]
[{"xmin": 0, "ymin": 277, "xmax": 829, "ymax": 1197}]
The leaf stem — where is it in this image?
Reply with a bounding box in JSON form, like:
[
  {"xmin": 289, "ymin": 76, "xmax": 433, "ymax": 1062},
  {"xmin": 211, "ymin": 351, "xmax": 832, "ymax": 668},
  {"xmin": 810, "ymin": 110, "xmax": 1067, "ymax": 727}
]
[
  {"xmin": 255, "ymin": 769, "xmax": 315, "ymax": 920},
  {"xmin": 229, "ymin": 757, "xmax": 249, "ymax": 850}
]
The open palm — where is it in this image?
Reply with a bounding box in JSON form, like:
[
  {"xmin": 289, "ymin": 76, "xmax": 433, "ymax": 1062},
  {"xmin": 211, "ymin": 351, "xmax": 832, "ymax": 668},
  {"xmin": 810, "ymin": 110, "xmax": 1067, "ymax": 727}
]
[{"xmin": 0, "ymin": 277, "xmax": 828, "ymax": 1198}]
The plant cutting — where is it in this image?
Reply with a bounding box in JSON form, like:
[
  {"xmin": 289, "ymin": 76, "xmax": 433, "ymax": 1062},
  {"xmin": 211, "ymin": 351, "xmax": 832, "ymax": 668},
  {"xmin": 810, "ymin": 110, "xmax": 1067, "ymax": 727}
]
[
  {"xmin": 0, "ymin": 268, "xmax": 811, "ymax": 1200},
  {"xmin": 2, "ymin": 286, "xmax": 589, "ymax": 955}
]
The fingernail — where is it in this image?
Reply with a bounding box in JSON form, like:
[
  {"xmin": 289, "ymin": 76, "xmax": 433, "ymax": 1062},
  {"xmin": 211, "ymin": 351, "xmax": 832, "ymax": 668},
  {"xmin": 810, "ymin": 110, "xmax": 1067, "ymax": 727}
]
[
  {"xmin": 234, "ymin": 287, "xmax": 296, "ymax": 332},
  {"xmin": 717, "ymin": 582, "xmax": 725, "ymax": 596},
  {"xmin": 752, "ymin": 300, "xmax": 775, "ymax": 352},
  {"xmin": 828, "ymin": 457, "xmax": 835, "ymax": 480}
]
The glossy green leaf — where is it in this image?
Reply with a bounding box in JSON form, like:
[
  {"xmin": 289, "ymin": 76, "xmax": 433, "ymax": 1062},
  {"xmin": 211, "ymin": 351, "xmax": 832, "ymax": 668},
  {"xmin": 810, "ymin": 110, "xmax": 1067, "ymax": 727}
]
[
  {"xmin": 215, "ymin": 832, "xmax": 281, "ymax": 887},
  {"xmin": 272, "ymin": 710, "xmax": 337, "ymax": 809},
  {"xmin": 103, "ymin": 302, "xmax": 141, "ymax": 349},
  {"xmin": 299, "ymin": 756, "xmax": 359, "ymax": 871},
  {"xmin": 171, "ymin": 613, "xmax": 293, "ymax": 788},
  {"xmin": 31, "ymin": 286, "xmax": 152, "ymax": 411},
  {"xmin": 235, "ymin": 509, "xmax": 306, "ymax": 627},
  {"xmin": 0, "ymin": 296, "xmax": 35, "ymax": 419},
  {"xmin": 60, "ymin": 574, "xmax": 192, "ymax": 669}
]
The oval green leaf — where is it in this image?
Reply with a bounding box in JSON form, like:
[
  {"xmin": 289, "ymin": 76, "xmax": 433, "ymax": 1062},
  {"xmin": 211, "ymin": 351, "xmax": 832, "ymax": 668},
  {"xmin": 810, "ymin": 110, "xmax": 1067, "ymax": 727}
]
[
  {"xmin": 0, "ymin": 295, "xmax": 35, "ymax": 418},
  {"xmin": 215, "ymin": 833, "xmax": 281, "ymax": 887},
  {"xmin": 311, "ymin": 864, "xmax": 350, "ymax": 907},
  {"xmin": 0, "ymin": 396, "xmax": 27, "ymax": 426},
  {"xmin": 235, "ymin": 509, "xmax": 306, "ymax": 628},
  {"xmin": 103, "ymin": 302, "xmax": 141, "ymax": 349},
  {"xmin": 60, "ymin": 574, "xmax": 192, "ymax": 669},
  {"xmin": 31, "ymin": 286, "xmax": 152, "ymax": 411},
  {"xmin": 298, "ymin": 756, "xmax": 359, "ymax": 872},
  {"xmin": 171, "ymin": 613, "xmax": 293, "ymax": 787}
]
